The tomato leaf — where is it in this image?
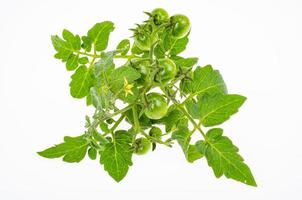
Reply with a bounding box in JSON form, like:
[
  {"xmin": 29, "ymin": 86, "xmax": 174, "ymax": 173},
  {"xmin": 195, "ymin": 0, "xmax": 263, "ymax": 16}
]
[
  {"xmin": 172, "ymin": 126, "xmax": 202, "ymax": 162},
  {"xmin": 51, "ymin": 30, "xmax": 81, "ymax": 67},
  {"xmin": 196, "ymin": 128, "xmax": 256, "ymax": 186},
  {"xmin": 92, "ymin": 130, "xmax": 110, "ymax": 145},
  {"xmin": 52, "ymin": 35, "xmax": 73, "ymax": 61},
  {"xmin": 94, "ymin": 51, "xmax": 115, "ymax": 86},
  {"xmin": 109, "ymin": 65, "xmax": 141, "ymax": 92},
  {"xmin": 78, "ymin": 57, "xmax": 89, "ymax": 64},
  {"xmin": 172, "ymin": 126, "xmax": 191, "ymax": 159},
  {"xmin": 154, "ymin": 44, "xmax": 166, "ymax": 58},
  {"xmin": 100, "ymin": 130, "xmax": 133, "ymax": 182},
  {"xmin": 87, "ymin": 21, "xmax": 115, "ymax": 51},
  {"xmin": 169, "ymin": 36, "xmax": 189, "ymax": 55},
  {"xmin": 116, "ymin": 39, "xmax": 130, "ymax": 55},
  {"xmin": 69, "ymin": 65, "xmax": 95, "ymax": 98},
  {"xmin": 186, "ymin": 93, "xmax": 246, "ymax": 126},
  {"xmin": 171, "ymin": 56, "xmax": 198, "ymax": 70},
  {"xmin": 187, "ymin": 145, "xmax": 204, "ymax": 163},
  {"xmin": 66, "ymin": 54, "xmax": 79, "ymax": 71},
  {"xmin": 185, "ymin": 65, "xmax": 227, "ymax": 95},
  {"xmin": 88, "ymin": 147, "xmax": 97, "ymax": 160},
  {"xmin": 90, "ymin": 87, "xmax": 103, "ymax": 109},
  {"xmin": 37, "ymin": 134, "xmax": 89, "ymax": 163},
  {"xmin": 131, "ymin": 43, "xmax": 143, "ymax": 55},
  {"xmin": 62, "ymin": 29, "xmax": 81, "ymax": 50},
  {"xmin": 159, "ymin": 107, "xmax": 185, "ymax": 132}
]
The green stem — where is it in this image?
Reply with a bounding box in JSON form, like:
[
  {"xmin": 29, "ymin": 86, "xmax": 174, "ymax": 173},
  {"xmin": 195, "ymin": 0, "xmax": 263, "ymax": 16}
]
[
  {"xmin": 180, "ymin": 93, "xmax": 194, "ymax": 105},
  {"xmin": 102, "ymin": 104, "xmax": 133, "ymax": 121},
  {"xmin": 169, "ymin": 74, "xmax": 186, "ymax": 86},
  {"xmin": 132, "ymin": 104, "xmax": 140, "ymax": 133},
  {"xmin": 74, "ymin": 50, "xmax": 96, "ymax": 57},
  {"xmin": 114, "ymin": 54, "xmax": 137, "ymax": 60},
  {"xmin": 88, "ymin": 56, "xmax": 96, "ymax": 69},
  {"xmin": 86, "ymin": 104, "xmax": 132, "ymax": 138},
  {"xmin": 140, "ymin": 130, "xmax": 172, "ymax": 147},
  {"xmin": 160, "ymin": 87, "xmax": 207, "ymax": 138},
  {"xmin": 90, "ymin": 139, "xmax": 103, "ymax": 150},
  {"xmin": 178, "ymin": 105, "xmax": 206, "ymax": 138},
  {"xmin": 74, "ymin": 49, "xmax": 138, "ymax": 60},
  {"xmin": 130, "ymin": 58, "xmax": 151, "ymax": 66},
  {"xmin": 169, "ymin": 68, "xmax": 191, "ymax": 86},
  {"xmin": 190, "ymin": 121, "xmax": 202, "ymax": 136},
  {"xmin": 149, "ymin": 42, "xmax": 156, "ymax": 62},
  {"xmin": 110, "ymin": 114, "xmax": 125, "ymax": 133},
  {"xmin": 153, "ymin": 22, "xmax": 169, "ymax": 34}
]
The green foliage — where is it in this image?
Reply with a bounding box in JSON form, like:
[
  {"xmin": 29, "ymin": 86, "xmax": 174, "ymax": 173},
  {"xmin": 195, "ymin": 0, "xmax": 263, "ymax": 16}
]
[
  {"xmin": 116, "ymin": 39, "xmax": 130, "ymax": 55},
  {"xmin": 87, "ymin": 21, "xmax": 115, "ymax": 51},
  {"xmin": 159, "ymin": 107, "xmax": 185, "ymax": 132},
  {"xmin": 169, "ymin": 36, "xmax": 189, "ymax": 55},
  {"xmin": 38, "ymin": 8, "xmax": 255, "ymax": 186},
  {"xmin": 185, "ymin": 93, "xmax": 246, "ymax": 127},
  {"xmin": 70, "ymin": 65, "xmax": 94, "ymax": 98},
  {"xmin": 196, "ymin": 129, "xmax": 257, "ymax": 186},
  {"xmin": 172, "ymin": 126, "xmax": 203, "ymax": 162},
  {"xmin": 109, "ymin": 65, "xmax": 141, "ymax": 92},
  {"xmin": 171, "ymin": 56, "xmax": 198, "ymax": 71},
  {"xmin": 99, "ymin": 130, "xmax": 133, "ymax": 182},
  {"xmin": 187, "ymin": 145, "xmax": 204, "ymax": 163},
  {"xmin": 38, "ymin": 135, "xmax": 89, "ymax": 163},
  {"xmin": 88, "ymin": 147, "xmax": 97, "ymax": 160},
  {"xmin": 186, "ymin": 65, "xmax": 227, "ymax": 95}
]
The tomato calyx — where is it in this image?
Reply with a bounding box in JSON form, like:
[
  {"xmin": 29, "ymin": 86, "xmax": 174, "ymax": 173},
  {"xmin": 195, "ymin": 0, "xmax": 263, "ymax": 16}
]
[
  {"xmin": 131, "ymin": 23, "xmax": 157, "ymax": 51},
  {"xmin": 149, "ymin": 126, "xmax": 162, "ymax": 139},
  {"xmin": 150, "ymin": 8, "xmax": 169, "ymax": 26}
]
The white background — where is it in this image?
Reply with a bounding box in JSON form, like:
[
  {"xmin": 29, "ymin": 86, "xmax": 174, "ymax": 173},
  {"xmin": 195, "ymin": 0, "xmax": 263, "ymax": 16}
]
[{"xmin": 1, "ymin": 0, "xmax": 302, "ymax": 199}]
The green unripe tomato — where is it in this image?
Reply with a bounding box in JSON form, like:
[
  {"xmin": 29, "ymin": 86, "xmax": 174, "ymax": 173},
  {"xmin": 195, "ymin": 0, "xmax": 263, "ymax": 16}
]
[
  {"xmin": 134, "ymin": 24, "xmax": 157, "ymax": 51},
  {"xmin": 134, "ymin": 138, "xmax": 151, "ymax": 155},
  {"xmin": 151, "ymin": 8, "xmax": 169, "ymax": 25},
  {"xmin": 170, "ymin": 14, "xmax": 191, "ymax": 39},
  {"xmin": 145, "ymin": 93, "xmax": 168, "ymax": 120},
  {"xmin": 134, "ymin": 35, "xmax": 152, "ymax": 51},
  {"xmin": 156, "ymin": 58, "xmax": 177, "ymax": 83},
  {"xmin": 149, "ymin": 127, "xmax": 162, "ymax": 139},
  {"xmin": 131, "ymin": 60, "xmax": 151, "ymax": 84}
]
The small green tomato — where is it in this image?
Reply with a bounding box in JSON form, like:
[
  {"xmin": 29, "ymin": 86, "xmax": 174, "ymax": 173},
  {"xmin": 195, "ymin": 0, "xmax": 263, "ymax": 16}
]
[
  {"xmin": 134, "ymin": 138, "xmax": 152, "ymax": 155},
  {"xmin": 151, "ymin": 8, "xmax": 169, "ymax": 25},
  {"xmin": 155, "ymin": 58, "xmax": 177, "ymax": 83},
  {"xmin": 149, "ymin": 127, "xmax": 162, "ymax": 139},
  {"xmin": 145, "ymin": 93, "xmax": 168, "ymax": 120},
  {"xmin": 134, "ymin": 24, "xmax": 157, "ymax": 51},
  {"xmin": 170, "ymin": 14, "xmax": 191, "ymax": 39}
]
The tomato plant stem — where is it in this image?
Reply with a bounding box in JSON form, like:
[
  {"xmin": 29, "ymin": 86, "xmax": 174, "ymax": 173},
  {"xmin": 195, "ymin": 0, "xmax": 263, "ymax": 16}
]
[
  {"xmin": 161, "ymin": 87, "xmax": 206, "ymax": 138},
  {"xmin": 102, "ymin": 104, "xmax": 133, "ymax": 120},
  {"xmin": 132, "ymin": 104, "xmax": 140, "ymax": 133},
  {"xmin": 111, "ymin": 114, "xmax": 125, "ymax": 133},
  {"xmin": 140, "ymin": 130, "xmax": 172, "ymax": 147}
]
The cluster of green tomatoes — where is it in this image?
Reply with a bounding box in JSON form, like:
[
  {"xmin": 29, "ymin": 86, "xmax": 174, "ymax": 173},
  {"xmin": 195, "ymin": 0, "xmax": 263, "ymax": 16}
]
[{"xmin": 126, "ymin": 8, "xmax": 191, "ymax": 155}]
